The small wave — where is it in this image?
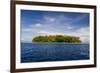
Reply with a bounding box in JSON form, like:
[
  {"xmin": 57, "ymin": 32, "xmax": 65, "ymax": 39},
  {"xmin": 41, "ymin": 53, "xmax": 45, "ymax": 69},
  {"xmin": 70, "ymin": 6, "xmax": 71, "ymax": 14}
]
[{"xmin": 80, "ymin": 52, "xmax": 88, "ymax": 55}]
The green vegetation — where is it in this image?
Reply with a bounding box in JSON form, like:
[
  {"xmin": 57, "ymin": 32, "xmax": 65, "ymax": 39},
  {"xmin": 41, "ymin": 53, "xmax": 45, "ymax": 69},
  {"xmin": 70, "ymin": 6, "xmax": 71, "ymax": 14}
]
[{"xmin": 32, "ymin": 35, "xmax": 81, "ymax": 43}]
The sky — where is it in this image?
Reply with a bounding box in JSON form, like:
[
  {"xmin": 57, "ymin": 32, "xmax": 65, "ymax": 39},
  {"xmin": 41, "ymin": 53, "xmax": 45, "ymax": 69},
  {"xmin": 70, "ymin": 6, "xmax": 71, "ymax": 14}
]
[{"xmin": 21, "ymin": 10, "xmax": 90, "ymax": 43}]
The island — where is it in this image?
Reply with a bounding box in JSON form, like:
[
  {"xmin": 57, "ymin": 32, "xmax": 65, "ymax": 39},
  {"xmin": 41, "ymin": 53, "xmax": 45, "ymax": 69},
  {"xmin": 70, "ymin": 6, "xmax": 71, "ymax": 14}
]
[{"xmin": 32, "ymin": 35, "xmax": 81, "ymax": 43}]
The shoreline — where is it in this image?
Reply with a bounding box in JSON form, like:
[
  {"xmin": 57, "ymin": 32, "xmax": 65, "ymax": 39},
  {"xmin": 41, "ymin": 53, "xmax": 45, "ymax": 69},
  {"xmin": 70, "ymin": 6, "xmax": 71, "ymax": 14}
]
[{"xmin": 21, "ymin": 42, "xmax": 89, "ymax": 45}]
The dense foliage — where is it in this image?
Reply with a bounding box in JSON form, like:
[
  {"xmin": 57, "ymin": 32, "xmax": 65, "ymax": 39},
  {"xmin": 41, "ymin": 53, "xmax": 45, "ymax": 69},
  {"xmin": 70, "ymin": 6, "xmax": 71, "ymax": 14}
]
[{"xmin": 32, "ymin": 35, "xmax": 81, "ymax": 43}]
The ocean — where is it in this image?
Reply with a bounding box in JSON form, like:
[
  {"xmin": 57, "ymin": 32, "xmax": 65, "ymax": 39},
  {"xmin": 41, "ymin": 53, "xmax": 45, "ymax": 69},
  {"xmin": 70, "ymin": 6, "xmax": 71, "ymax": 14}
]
[{"xmin": 21, "ymin": 43, "xmax": 89, "ymax": 63}]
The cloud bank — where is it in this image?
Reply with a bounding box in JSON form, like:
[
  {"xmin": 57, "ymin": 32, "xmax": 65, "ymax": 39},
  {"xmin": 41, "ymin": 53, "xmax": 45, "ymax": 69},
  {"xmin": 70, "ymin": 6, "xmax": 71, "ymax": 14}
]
[{"xmin": 21, "ymin": 10, "xmax": 90, "ymax": 43}]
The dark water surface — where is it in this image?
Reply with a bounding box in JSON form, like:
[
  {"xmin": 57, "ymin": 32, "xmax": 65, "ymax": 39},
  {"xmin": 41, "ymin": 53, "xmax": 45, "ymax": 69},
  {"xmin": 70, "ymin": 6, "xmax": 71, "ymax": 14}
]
[{"xmin": 21, "ymin": 43, "xmax": 89, "ymax": 63}]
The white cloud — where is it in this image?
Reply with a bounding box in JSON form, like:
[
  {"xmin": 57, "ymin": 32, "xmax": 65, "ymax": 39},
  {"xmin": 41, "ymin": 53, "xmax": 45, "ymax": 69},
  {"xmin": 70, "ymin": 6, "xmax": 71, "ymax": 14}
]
[
  {"xmin": 77, "ymin": 27, "xmax": 89, "ymax": 43},
  {"xmin": 22, "ymin": 28, "xmax": 32, "ymax": 32},
  {"xmin": 37, "ymin": 30, "xmax": 64, "ymax": 35},
  {"xmin": 21, "ymin": 24, "xmax": 89, "ymax": 43},
  {"xmin": 34, "ymin": 23, "xmax": 42, "ymax": 27},
  {"xmin": 29, "ymin": 23, "xmax": 42, "ymax": 28},
  {"xmin": 67, "ymin": 26, "xmax": 73, "ymax": 30},
  {"xmin": 21, "ymin": 13, "xmax": 89, "ymax": 43},
  {"xmin": 44, "ymin": 16, "xmax": 55, "ymax": 22},
  {"xmin": 64, "ymin": 27, "xmax": 89, "ymax": 43}
]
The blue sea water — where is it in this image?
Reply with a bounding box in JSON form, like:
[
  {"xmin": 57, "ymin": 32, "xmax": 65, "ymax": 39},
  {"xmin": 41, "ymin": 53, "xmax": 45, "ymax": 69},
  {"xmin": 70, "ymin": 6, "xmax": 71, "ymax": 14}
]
[{"xmin": 21, "ymin": 43, "xmax": 89, "ymax": 63}]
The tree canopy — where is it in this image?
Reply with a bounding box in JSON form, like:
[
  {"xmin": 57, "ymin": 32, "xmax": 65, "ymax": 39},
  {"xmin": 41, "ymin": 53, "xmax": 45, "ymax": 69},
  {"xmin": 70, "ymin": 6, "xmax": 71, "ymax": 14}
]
[{"xmin": 32, "ymin": 35, "xmax": 81, "ymax": 43}]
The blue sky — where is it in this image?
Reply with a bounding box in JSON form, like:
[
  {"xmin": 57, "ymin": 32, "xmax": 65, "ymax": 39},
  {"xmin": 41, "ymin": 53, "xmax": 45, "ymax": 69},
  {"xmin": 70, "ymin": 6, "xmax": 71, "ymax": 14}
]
[{"xmin": 21, "ymin": 10, "xmax": 90, "ymax": 43}]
